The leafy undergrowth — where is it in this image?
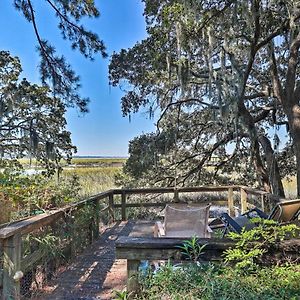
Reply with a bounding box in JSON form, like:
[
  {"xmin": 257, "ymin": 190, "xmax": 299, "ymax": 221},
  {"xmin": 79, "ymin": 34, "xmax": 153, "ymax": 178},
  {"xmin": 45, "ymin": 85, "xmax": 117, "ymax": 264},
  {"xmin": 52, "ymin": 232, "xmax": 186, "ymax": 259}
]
[
  {"xmin": 124, "ymin": 222, "xmax": 300, "ymax": 300},
  {"xmin": 136, "ymin": 262, "xmax": 300, "ymax": 300},
  {"xmin": 0, "ymin": 157, "xmax": 123, "ymax": 223}
]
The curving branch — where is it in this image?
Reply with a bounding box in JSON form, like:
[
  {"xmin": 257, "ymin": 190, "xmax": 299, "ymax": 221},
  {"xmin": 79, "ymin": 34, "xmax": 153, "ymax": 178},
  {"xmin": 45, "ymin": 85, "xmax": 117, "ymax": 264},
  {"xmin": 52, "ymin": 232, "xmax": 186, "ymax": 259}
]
[
  {"xmin": 46, "ymin": 0, "xmax": 82, "ymax": 32},
  {"xmin": 26, "ymin": 0, "xmax": 56, "ymax": 73}
]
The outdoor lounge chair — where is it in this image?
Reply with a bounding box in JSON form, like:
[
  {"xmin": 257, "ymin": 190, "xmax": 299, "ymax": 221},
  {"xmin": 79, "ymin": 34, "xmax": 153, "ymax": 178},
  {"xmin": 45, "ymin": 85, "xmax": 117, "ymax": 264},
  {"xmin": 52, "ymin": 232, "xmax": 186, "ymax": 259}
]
[
  {"xmin": 219, "ymin": 198, "xmax": 300, "ymax": 234},
  {"xmin": 154, "ymin": 203, "xmax": 212, "ymax": 238}
]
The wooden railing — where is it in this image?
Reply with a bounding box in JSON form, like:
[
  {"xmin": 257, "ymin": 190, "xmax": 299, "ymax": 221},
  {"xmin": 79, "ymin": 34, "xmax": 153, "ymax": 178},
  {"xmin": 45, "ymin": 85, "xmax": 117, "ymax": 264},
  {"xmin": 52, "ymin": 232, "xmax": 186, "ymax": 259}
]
[{"xmin": 0, "ymin": 185, "xmax": 280, "ymax": 299}]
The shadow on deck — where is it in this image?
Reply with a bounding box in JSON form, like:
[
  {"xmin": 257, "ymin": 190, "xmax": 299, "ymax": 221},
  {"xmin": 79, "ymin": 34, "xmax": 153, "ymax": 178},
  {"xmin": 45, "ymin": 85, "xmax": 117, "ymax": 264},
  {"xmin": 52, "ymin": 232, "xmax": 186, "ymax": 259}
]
[{"xmin": 41, "ymin": 221, "xmax": 154, "ymax": 300}]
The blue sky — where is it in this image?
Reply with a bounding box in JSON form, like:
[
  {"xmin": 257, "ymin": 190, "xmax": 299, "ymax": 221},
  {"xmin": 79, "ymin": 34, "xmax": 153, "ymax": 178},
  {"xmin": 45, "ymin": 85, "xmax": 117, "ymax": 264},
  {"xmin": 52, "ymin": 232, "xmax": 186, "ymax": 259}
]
[{"xmin": 0, "ymin": 0, "xmax": 156, "ymax": 157}]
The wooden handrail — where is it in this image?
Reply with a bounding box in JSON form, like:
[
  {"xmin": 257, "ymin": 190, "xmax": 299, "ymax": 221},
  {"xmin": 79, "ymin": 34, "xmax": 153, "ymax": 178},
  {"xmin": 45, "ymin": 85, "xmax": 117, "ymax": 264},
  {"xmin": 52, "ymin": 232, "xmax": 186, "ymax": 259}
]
[
  {"xmin": 112, "ymin": 185, "xmax": 241, "ymax": 195},
  {"xmin": 0, "ymin": 190, "xmax": 113, "ymax": 239},
  {"xmin": 0, "ymin": 185, "xmax": 272, "ymax": 239}
]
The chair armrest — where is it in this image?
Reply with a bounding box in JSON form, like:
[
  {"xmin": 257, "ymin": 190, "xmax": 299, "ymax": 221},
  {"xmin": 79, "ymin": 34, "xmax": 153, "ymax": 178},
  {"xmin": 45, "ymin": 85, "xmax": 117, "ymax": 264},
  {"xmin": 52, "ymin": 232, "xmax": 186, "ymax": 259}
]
[
  {"xmin": 221, "ymin": 213, "xmax": 243, "ymax": 234},
  {"xmin": 208, "ymin": 218, "xmax": 225, "ymax": 230},
  {"xmin": 243, "ymin": 207, "xmax": 268, "ymax": 219},
  {"xmin": 154, "ymin": 221, "xmax": 165, "ymax": 237}
]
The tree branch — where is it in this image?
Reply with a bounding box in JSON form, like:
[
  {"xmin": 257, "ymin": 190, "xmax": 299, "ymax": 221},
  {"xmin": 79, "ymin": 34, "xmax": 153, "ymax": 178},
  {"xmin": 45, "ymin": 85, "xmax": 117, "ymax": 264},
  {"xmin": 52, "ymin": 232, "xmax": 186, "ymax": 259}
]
[
  {"xmin": 286, "ymin": 31, "xmax": 300, "ymax": 102},
  {"xmin": 269, "ymin": 43, "xmax": 284, "ymax": 103},
  {"xmin": 26, "ymin": 0, "xmax": 57, "ymax": 74},
  {"xmin": 46, "ymin": 0, "xmax": 82, "ymax": 32}
]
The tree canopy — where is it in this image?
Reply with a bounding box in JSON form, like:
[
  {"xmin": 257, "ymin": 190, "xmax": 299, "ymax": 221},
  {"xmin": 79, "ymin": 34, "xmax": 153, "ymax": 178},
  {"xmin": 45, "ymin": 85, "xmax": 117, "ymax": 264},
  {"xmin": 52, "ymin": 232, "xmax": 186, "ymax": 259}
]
[
  {"xmin": 0, "ymin": 51, "xmax": 75, "ymax": 172},
  {"xmin": 1, "ymin": 1, "xmax": 106, "ymax": 168},
  {"xmin": 110, "ymin": 0, "xmax": 300, "ymax": 196}
]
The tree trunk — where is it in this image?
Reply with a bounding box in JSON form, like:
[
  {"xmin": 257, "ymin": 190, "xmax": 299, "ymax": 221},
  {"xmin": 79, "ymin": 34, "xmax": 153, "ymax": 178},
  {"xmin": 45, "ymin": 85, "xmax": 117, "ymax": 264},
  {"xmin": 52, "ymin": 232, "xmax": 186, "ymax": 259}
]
[
  {"xmin": 278, "ymin": 101, "xmax": 300, "ymax": 197},
  {"xmin": 295, "ymin": 144, "xmax": 300, "ymax": 198},
  {"xmin": 258, "ymin": 135, "xmax": 285, "ymax": 197},
  {"xmin": 287, "ymin": 104, "xmax": 300, "ymax": 197},
  {"xmin": 295, "ymin": 143, "xmax": 300, "ymax": 197},
  {"xmin": 238, "ymin": 104, "xmax": 273, "ymax": 193},
  {"xmin": 252, "ymin": 140, "xmax": 272, "ymax": 193}
]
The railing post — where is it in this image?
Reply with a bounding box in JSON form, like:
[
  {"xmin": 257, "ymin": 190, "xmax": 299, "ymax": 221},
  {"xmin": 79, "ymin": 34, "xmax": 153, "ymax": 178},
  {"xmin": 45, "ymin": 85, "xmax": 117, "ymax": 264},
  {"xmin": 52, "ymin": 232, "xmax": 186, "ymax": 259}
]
[
  {"xmin": 227, "ymin": 187, "xmax": 235, "ymax": 217},
  {"xmin": 65, "ymin": 212, "xmax": 75, "ymax": 258},
  {"xmin": 2, "ymin": 234, "xmax": 22, "ymax": 300},
  {"xmin": 121, "ymin": 191, "xmax": 126, "ymax": 221},
  {"xmin": 240, "ymin": 188, "xmax": 248, "ymax": 214},
  {"xmin": 0, "ymin": 241, "xmax": 3, "ymax": 289},
  {"xmin": 174, "ymin": 188, "xmax": 179, "ymax": 202},
  {"xmin": 260, "ymin": 194, "xmax": 265, "ymax": 212},
  {"xmin": 108, "ymin": 193, "xmax": 115, "ymax": 222},
  {"xmin": 93, "ymin": 199, "xmax": 100, "ymax": 239}
]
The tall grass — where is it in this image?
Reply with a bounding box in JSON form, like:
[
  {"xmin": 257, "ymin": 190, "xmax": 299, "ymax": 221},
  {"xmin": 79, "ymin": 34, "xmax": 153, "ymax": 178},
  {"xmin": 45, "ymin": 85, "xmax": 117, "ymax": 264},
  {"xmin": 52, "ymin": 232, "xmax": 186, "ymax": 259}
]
[
  {"xmin": 61, "ymin": 169, "xmax": 298, "ymax": 201},
  {"xmin": 17, "ymin": 156, "xmax": 300, "ymax": 204},
  {"xmin": 18, "ymin": 157, "xmax": 126, "ymax": 167},
  {"xmin": 61, "ymin": 167, "xmax": 121, "ymax": 197},
  {"xmin": 17, "ymin": 157, "xmax": 125, "ymax": 198},
  {"xmin": 70, "ymin": 157, "xmax": 126, "ymax": 166}
]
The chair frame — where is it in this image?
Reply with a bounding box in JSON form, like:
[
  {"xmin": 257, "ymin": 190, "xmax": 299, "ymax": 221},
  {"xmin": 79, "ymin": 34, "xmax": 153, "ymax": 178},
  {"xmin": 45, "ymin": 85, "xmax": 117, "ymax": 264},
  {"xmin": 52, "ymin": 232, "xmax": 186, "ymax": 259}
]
[
  {"xmin": 154, "ymin": 203, "xmax": 212, "ymax": 238},
  {"xmin": 218, "ymin": 199, "xmax": 300, "ymax": 235}
]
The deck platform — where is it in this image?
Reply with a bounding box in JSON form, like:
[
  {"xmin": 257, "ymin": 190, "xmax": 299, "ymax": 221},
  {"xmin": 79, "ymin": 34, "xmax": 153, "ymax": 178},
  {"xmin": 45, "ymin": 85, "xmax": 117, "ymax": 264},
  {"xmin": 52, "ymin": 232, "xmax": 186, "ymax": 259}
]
[{"xmin": 39, "ymin": 220, "xmax": 155, "ymax": 299}]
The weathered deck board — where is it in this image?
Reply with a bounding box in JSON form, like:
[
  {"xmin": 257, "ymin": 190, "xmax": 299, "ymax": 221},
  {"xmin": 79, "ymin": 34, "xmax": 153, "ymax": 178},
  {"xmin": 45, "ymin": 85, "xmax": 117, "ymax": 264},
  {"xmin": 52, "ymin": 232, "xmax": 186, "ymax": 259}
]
[{"xmin": 38, "ymin": 220, "xmax": 154, "ymax": 299}]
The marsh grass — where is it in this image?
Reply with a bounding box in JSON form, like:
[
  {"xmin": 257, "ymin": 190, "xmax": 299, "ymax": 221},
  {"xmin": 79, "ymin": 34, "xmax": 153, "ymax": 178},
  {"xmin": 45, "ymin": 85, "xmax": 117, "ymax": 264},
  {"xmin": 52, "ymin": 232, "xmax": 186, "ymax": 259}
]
[
  {"xmin": 70, "ymin": 157, "xmax": 126, "ymax": 166},
  {"xmin": 17, "ymin": 157, "xmax": 125, "ymax": 199},
  {"xmin": 18, "ymin": 157, "xmax": 298, "ymax": 198},
  {"xmin": 61, "ymin": 166, "xmax": 121, "ymax": 197},
  {"xmin": 18, "ymin": 157, "xmax": 126, "ymax": 168}
]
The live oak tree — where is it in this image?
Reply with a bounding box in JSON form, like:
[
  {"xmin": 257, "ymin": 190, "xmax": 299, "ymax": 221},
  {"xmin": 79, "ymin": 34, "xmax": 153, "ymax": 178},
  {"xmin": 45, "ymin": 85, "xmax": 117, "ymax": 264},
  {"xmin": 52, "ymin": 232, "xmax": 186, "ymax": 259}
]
[
  {"xmin": 110, "ymin": 0, "xmax": 300, "ymax": 196},
  {"xmin": 0, "ymin": 51, "xmax": 75, "ymax": 172},
  {"xmin": 122, "ymin": 109, "xmax": 257, "ymax": 188},
  {"xmin": 0, "ymin": 52, "xmax": 78, "ymax": 223}
]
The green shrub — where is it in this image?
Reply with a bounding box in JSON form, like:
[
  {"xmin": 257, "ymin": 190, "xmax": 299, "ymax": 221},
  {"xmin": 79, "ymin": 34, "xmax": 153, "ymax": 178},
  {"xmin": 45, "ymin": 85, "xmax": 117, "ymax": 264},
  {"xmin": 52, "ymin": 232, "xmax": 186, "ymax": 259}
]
[
  {"xmin": 0, "ymin": 162, "xmax": 81, "ymax": 222},
  {"xmin": 134, "ymin": 223, "xmax": 300, "ymax": 299},
  {"xmin": 137, "ymin": 263, "xmax": 300, "ymax": 300},
  {"xmin": 224, "ymin": 219, "xmax": 299, "ymax": 271},
  {"xmin": 177, "ymin": 236, "xmax": 207, "ymax": 262}
]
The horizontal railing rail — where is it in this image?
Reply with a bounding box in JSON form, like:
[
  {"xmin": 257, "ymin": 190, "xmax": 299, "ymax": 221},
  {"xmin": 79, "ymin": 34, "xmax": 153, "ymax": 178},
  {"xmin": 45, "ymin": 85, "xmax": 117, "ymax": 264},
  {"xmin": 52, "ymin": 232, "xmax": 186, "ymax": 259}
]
[{"xmin": 0, "ymin": 185, "xmax": 281, "ymax": 299}]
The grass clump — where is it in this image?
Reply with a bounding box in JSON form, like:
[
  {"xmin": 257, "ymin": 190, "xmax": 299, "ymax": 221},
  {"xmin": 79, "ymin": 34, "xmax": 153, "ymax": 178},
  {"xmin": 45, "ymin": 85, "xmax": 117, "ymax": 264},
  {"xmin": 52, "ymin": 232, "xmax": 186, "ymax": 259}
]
[
  {"xmin": 137, "ymin": 263, "xmax": 300, "ymax": 300},
  {"xmin": 70, "ymin": 157, "xmax": 126, "ymax": 166}
]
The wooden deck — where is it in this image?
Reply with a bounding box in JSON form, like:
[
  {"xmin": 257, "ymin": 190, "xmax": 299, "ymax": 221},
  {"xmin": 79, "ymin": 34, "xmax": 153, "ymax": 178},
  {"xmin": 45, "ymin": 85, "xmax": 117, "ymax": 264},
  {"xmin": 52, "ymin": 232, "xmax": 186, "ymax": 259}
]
[
  {"xmin": 39, "ymin": 220, "xmax": 155, "ymax": 299},
  {"xmin": 0, "ymin": 186, "xmax": 282, "ymax": 299}
]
